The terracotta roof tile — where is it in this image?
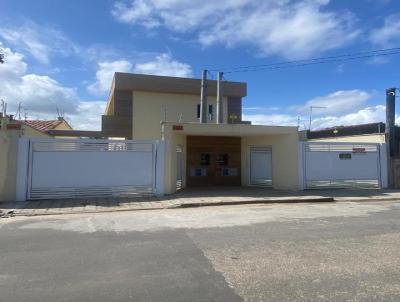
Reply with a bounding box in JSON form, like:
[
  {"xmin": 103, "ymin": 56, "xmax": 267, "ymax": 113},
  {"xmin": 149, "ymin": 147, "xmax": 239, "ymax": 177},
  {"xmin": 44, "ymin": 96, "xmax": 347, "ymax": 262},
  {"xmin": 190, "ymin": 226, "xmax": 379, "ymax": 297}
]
[{"xmin": 23, "ymin": 120, "xmax": 64, "ymax": 133}]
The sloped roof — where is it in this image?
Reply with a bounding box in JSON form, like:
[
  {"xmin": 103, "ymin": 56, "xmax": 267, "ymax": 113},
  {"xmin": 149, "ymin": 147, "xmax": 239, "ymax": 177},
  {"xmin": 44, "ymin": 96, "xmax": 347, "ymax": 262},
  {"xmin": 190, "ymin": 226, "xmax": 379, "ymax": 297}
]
[{"xmin": 23, "ymin": 119, "xmax": 68, "ymax": 133}]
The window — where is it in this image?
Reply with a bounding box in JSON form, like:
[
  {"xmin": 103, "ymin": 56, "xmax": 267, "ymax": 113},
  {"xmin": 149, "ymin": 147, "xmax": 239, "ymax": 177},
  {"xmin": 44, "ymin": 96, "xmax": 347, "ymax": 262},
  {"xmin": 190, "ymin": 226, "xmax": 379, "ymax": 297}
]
[
  {"xmin": 216, "ymin": 154, "xmax": 229, "ymax": 166},
  {"xmin": 200, "ymin": 153, "xmax": 211, "ymax": 166},
  {"xmin": 197, "ymin": 104, "xmax": 213, "ymax": 120},
  {"xmin": 208, "ymin": 104, "xmax": 213, "ymax": 120}
]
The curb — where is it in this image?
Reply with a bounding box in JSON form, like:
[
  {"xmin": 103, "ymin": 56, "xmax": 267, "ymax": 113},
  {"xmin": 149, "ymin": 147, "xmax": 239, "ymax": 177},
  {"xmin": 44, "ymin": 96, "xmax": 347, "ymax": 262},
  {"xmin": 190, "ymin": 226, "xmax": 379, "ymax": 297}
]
[
  {"xmin": 178, "ymin": 197, "xmax": 335, "ymax": 208},
  {"xmin": 334, "ymin": 197, "xmax": 400, "ymax": 202},
  {"xmin": 3, "ymin": 196, "xmax": 400, "ymax": 218}
]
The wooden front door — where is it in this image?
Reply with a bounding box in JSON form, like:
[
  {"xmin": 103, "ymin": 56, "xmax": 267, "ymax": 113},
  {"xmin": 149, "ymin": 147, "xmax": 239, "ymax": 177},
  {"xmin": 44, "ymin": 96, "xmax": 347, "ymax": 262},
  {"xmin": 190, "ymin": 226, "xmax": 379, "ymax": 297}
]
[{"xmin": 186, "ymin": 136, "xmax": 241, "ymax": 186}]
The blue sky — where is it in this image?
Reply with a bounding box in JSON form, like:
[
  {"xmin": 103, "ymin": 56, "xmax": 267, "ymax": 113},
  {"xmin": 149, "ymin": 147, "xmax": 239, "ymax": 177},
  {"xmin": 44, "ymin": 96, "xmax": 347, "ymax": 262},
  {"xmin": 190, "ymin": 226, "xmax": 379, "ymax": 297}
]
[{"xmin": 0, "ymin": 0, "xmax": 400, "ymax": 130}]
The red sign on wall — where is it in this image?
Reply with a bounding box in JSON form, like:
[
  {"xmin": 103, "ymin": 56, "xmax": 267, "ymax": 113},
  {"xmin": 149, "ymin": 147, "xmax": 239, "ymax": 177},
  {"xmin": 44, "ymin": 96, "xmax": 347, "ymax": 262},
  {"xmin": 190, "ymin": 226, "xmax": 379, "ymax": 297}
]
[
  {"xmin": 352, "ymin": 147, "xmax": 366, "ymax": 153},
  {"xmin": 173, "ymin": 125, "xmax": 184, "ymax": 131},
  {"xmin": 6, "ymin": 123, "xmax": 22, "ymax": 130}
]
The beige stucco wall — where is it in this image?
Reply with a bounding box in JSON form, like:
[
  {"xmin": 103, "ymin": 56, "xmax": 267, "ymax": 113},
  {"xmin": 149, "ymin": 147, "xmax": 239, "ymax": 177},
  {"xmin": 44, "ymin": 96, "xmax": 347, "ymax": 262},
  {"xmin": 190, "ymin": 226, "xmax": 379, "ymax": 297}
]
[
  {"xmin": 0, "ymin": 118, "xmax": 69, "ymax": 202},
  {"xmin": 162, "ymin": 122, "xmax": 299, "ymax": 194},
  {"xmin": 0, "ymin": 129, "xmax": 21, "ymax": 202},
  {"xmin": 164, "ymin": 132, "xmax": 187, "ymax": 195},
  {"xmin": 132, "ymin": 91, "xmax": 228, "ymax": 140},
  {"xmin": 22, "ymin": 125, "xmax": 49, "ymax": 138},
  {"xmin": 310, "ymin": 134, "xmax": 385, "ymax": 143},
  {"xmin": 54, "ymin": 120, "xmax": 73, "ymax": 131},
  {"xmin": 241, "ymin": 134, "xmax": 299, "ymax": 190}
]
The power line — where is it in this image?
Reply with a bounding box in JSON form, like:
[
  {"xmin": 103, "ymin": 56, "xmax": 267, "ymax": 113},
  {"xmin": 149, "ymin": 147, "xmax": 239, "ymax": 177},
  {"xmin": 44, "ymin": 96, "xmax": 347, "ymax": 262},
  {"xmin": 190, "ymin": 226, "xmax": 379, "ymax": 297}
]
[
  {"xmin": 209, "ymin": 47, "xmax": 400, "ymax": 72},
  {"xmin": 207, "ymin": 47, "xmax": 400, "ymax": 74},
  {"xmin": 225, "ymin": 51, "xmax": 400, "ymax": 74}
]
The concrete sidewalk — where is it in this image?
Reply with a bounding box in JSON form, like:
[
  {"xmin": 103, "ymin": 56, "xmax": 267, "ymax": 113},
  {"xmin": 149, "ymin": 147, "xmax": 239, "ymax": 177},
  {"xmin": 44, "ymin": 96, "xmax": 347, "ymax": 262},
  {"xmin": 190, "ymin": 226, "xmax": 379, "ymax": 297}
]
[{"xmin": 1, "ymin": 187, "xmax": 400, "ymax": 217}]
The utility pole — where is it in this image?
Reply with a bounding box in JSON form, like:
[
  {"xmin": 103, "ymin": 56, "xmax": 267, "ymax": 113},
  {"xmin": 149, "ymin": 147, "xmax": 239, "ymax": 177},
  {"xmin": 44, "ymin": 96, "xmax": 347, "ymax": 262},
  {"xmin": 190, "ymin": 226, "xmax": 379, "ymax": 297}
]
[
  {"xmin": 216, "ymin": 72, "xmax": 224, "ymax": 124},
  {"xmin": 200, "ymin": 70, "xmax": 208, "ymax": 123},
  {"xmin": 385, "ymin": 88, "xmax": 396, "ymax": 188}
]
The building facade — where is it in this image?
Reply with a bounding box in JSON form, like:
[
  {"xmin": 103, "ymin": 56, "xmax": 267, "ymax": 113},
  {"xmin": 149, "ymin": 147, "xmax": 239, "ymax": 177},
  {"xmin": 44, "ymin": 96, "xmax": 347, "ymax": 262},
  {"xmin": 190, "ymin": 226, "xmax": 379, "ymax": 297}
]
[{"xmin": 102, "ymin": 73, "xmax": 300, "ymax": 193}]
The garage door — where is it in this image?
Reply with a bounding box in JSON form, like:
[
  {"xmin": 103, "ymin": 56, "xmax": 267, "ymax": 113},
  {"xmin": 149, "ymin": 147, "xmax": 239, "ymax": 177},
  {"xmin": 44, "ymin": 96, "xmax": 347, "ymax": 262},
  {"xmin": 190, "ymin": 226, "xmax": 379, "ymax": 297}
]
[
  {"xmin": 27, "ymin": 139, "xmax": 158, "ymax": 200},
  {"xmin": 304, "ymin": 142, "xmax": 384, "ymax": 189}
]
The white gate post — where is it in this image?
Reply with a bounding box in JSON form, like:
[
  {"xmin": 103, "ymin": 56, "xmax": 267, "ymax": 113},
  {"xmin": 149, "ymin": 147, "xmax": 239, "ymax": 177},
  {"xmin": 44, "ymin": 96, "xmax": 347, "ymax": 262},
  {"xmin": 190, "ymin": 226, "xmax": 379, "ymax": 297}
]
[
  {"xmin": 298, "ymin": 142, "xmax": 305, "ymax": 190},
  {"xmin": 15, "ymin": 138, "xmax": 30, "ymax": 201},
  {"xmin": 380, "ymin": 143, "xmax": 388, "ymax": 188},
  {"xmin": 154, "ymin": 140, "xmax": 166, "ymax": 196}
]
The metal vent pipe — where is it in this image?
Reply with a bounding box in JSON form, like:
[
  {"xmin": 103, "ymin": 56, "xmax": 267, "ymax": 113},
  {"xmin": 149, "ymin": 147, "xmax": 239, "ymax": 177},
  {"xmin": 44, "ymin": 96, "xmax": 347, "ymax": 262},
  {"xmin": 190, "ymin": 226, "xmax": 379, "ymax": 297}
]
[
  {"xmin": 200, "ymin": 70, "xmax": 208, "ymax": 123},
  {"xmin": 216, "ymin": 72, "xmax": 223, "ymax": 124}
]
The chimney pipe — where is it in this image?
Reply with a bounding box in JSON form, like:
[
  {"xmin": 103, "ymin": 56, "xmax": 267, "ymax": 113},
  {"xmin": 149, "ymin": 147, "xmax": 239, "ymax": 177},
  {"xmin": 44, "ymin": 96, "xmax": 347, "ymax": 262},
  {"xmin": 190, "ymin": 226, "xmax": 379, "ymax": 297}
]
[
  {"xmin": 200, "ymin": 70, "xmax": 208, "ymax": 124},
  {"xmin": 216, "ymin": 72, "xmax": 223, "ymax": 124}
]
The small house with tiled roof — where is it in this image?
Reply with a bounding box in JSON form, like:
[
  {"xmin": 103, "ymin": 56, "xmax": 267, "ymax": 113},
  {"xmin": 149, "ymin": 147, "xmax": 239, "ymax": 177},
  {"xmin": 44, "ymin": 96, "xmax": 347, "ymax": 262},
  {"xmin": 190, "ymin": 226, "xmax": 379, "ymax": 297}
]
[
  {"xmin": 0, "ymin": 115, "xmax": 73, "ymax": 138},
  {"xmin": 22, "ymin": 118, "xmax": 73, "ymax": 136}
]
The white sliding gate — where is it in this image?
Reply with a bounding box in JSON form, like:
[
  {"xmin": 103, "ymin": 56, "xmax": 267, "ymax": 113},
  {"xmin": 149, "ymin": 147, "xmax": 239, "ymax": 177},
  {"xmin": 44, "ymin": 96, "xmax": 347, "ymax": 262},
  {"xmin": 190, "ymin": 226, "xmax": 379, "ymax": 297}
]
[
  {"xmin": 300, "ymin": 142, "xmax": 387, "ymax": 189},
  {"xmin": 16, "ymin": 138, "xmax": 165, "ymax": 200}
]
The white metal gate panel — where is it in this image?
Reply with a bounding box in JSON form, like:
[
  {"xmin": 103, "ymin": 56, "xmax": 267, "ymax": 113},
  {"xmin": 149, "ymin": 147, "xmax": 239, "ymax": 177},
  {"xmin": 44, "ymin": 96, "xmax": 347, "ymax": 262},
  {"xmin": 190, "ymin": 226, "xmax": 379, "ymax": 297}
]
[
  {"xmin": 28, "ymin": 139, "xmax": 157, "ymax": 200},
  {"xmin": 250, "ymin": 147, "xmax": 272, "ymax": 186},
  {"xmin": 304, "ymin": 142, "xmax": 381, "ymax": 189}
]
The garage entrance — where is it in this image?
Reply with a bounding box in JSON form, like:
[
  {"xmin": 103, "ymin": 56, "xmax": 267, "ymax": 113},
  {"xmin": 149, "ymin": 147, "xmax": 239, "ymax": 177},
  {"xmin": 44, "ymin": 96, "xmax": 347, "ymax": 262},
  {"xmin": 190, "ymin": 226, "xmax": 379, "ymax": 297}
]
[
  {"xmin": 186, "ymin": 136, "xmax": 241, "ymax": 186},
  {"xmin": 17, "ymin": 138, "xmax": 164, "ymax": 200},
  {"xmin": 303, "ymin": 142, "xmax": 387, "ymax": 189}
]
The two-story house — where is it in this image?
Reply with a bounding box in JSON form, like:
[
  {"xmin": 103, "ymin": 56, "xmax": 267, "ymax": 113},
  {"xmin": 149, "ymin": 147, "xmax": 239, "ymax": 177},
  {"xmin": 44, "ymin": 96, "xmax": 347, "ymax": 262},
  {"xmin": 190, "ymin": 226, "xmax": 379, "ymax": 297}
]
[{"xmin": 100, "ymin": 73, "xmax": 299, "ymax": 193}]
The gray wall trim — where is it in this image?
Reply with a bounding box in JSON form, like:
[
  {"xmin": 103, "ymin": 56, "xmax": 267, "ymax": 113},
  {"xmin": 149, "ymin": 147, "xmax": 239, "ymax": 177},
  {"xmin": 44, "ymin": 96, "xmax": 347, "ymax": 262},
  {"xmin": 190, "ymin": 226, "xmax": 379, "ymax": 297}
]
[{"xmin": 114, "ymin": 73, "xmax": 247, "ymax": 98}]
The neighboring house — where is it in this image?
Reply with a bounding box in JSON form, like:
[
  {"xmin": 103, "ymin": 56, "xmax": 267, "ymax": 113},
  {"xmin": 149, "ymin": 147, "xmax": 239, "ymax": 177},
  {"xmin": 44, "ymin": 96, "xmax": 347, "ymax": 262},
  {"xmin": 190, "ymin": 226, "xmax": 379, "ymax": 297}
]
[
  {"xmin": 0, "ymin": 115, "xmax": 73, "ymax": 201},
  {"xmin": 23, "ymin": 118, "xmax": 73, "ymax": 137},
  {"xmin": 0, "ymin": 115, "xmax": 73, "ymax": 138},
  {"xmin": 301, "ymin": 123, "xmax": 387, "ymax": 144}
]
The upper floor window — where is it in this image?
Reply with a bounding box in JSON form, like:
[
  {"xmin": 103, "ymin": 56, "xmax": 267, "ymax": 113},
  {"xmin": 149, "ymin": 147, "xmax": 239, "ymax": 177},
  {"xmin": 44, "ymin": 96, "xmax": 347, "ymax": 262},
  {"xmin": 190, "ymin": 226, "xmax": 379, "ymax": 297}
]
[{"xmin": 197, "ymin": 104, "xmax": 213, "ymax": 120}]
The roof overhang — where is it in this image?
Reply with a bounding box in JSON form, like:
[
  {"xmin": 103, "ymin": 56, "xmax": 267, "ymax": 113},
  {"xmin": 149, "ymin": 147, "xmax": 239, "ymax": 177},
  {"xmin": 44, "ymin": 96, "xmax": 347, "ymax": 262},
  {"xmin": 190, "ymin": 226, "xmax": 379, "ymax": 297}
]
[
  {"xmin": 162, "ymin": 122, "xmax": 297, "ymax": 138},
  {"xmin": 113, "ymin": 73, "xmax": 247, "ymax": 98}
]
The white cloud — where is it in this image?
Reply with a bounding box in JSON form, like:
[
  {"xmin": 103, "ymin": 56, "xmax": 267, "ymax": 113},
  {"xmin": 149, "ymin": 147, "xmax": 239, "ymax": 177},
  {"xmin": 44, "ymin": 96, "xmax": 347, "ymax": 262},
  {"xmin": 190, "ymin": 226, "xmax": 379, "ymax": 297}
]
[
  {"xmin": 243, "ymin": 113, "xmax": 299, "ymax": 127},
  {"xmin": 312, "ymin": 105, "xmax": 386, "ymax": 129},
  {"xmin": 67, "ymin": 102, "xmax": 107, "ymax": 131},
  {"xmin": 87, "ymin": 60, "xmax": 133, "ymax": 96},
  {"xmin": 133, "ymin": 53, "xmax": 192, "ymax": 77},
  {"xmin": 112, "ymin": 0, "xmax": 360, "ymax": 59},
  {"xmin": 87, "ymin": 53, "xmax": 192, "ymax": 95},
  {"xmin": 292, "ymin": 90, "xmax": 372, "ymax": 116},
  {"xmin": 0, "ymin": 20, "xmax": 78, "ymax": 64},
  {"xmin": 0, "ymin": 44, "xmax": 103, "ymax": 130},
  {"xmin": 0, "ymin": 45, "xmax": 77, "ymax": 113},
  {"xmin": 244, "ymin": 90, "xmax": 385, "ymax": 130},
  {"xmin": 370, "ymin": 14, "xmax": 400, "ymax": 46},
  {"xmin": 244, "ymin": 105, "xmax": 387, "ymax": 130}
]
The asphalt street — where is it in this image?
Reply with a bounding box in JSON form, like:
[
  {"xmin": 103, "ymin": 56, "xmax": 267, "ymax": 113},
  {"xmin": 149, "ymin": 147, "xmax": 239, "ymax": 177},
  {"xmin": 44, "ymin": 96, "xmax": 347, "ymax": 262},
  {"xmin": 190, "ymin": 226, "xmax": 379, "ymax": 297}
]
[{"xmin": 1, "ymin": 200, "xmax": 400, "ymax": 302}]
